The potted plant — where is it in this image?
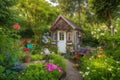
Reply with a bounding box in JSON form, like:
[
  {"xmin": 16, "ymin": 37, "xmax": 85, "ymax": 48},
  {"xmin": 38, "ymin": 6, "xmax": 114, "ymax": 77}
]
[
  {"xmin": 23, "ymin": 48, "xmax": 31, "ymax": 63},
  {"xmin": 24, "ymin": 55, "xmax": 31, "ymax": 63}
]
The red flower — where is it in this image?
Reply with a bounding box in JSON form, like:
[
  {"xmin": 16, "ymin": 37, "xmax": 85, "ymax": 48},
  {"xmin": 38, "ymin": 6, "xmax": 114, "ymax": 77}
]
[
  {"xmin": 75, "ymin": 59, "xmax": 79, "ymax": 63},
  {"xmin": 13, "ymin": 24, "xmax": 21, "ymax": 30},
  {"xmin": 23, "ymin": 48, "xmax": 30, "ymax": 53},
  {"xmin": 76, "ymin": 53, "xmax": 80, "ymax": 58}
]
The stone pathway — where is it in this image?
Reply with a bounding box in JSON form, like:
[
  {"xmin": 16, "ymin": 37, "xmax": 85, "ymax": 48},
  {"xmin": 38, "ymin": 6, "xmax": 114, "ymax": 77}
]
[{"xmin": 61, "ymin": 60, "xmax": 83, "ymax": 80}]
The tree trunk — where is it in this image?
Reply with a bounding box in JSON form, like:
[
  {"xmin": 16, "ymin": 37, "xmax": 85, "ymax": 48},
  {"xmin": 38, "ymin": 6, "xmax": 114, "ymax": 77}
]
[
  {"xmin": 108, "ymin": 12, "xmax": 114, "ymax": 35},
  {"xmin": 78, "ymin": 0, "xmax": 81, "ymax": 26},
  {"xmin": 108, "ymin": 11, "xmax": 115, "ymax": 49}
]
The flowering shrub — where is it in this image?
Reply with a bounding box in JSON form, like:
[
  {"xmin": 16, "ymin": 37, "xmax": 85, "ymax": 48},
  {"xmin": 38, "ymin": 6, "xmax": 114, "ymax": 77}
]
[
  {"xmin": 0, "ymin": 25, "xmax": 26, "ymax": 79},
  {"xmin": 5, "ymin": 64, "xmax": 63, "ymax": 80},
  {"xmin": 79, "ymin": 55, "xmax": 120, "ymax": 80},
  {"xmin": 0, "ymin": 24, "xmax": 24, "ymax": 73},
  {"xmin": 46, "ymin": 63, "xmax": 62, "ymax": 73},
  {"xmin": 50, "ymin": 54, "xmax": 66, "ymax": 71},
  {"xmin": 17, "ymin": 54, "xmax": 66, "ymax": 80}
]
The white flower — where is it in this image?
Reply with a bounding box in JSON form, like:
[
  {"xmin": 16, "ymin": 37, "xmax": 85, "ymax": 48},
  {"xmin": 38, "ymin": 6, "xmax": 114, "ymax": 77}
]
[
  {"xmin": 108, "ymin": 68, "xmax": 112, "ymax": 71},
  {"xmin": 85, "ymin": 71, "xmax": 89, "ymax": 75},
  {"xmin": 91, "ymin": 32, "xmax": 94, "ymax": 34},
  {"xmin": 100, "ymin": 33, "xmax": 104, "ymax": 36},
  {"xmin": 82, "ymin": 74, "xmax": 85, "ymax": 77},
  {"xmin": 97, "ymin": 29, "xmax": 100, "ymax": 31},
  {"xmin": 41, "ymin": 52, "xmax": 43, "ymax": 54},
  {"xmin": 110, "ymin": 25, "xmax": 113, "ymax": 28},
  {"xmin": 89, "ymin": 58, "xmax": 92, "ymax": 60},
  {"xmin": 52, "ymin": 52, "xmax": 55, "ymax": 54},
  {"xmin": 87, "ymin": 67, "xmax": 90, "ymax": 70},
  {"xmin": 114, "ymin": 29, "xmax": 117, "ymax": 32},
  {"xmin": 116, "ymin": 61, "xmax": 120, "ymax": 64},
  {"xmin": 79, "ymin": 71, "xmax": 83, "ymax": 74}
]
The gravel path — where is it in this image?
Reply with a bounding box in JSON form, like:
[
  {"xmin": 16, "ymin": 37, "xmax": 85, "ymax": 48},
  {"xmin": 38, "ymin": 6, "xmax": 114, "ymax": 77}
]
[{"xmin": 61, "ymin": 60, "xmax": 83, "ymax": 80}]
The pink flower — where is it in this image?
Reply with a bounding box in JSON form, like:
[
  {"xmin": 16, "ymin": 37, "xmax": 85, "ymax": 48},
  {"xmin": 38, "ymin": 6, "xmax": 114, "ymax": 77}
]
[
  {"xmin": 48, "ymin": 67, "xmax": 53, "ymax": 72},
  {"xmin": 13, "ymin": 24, "xmax": 21, "ymax": 30},
  {"xmin": 51, "ymin": 64, "xmax": 57, "ymax": 69},
  {"xmin": 57, "ymin": 67, "xmax": 63, "ymax": 73},
  {"xmin": 47, "ymin": 64, "xmax": 53, "ymax": 72},
  {"xmin": 46, "ymin": 64, "xmax": 63, "ymax": 73}
]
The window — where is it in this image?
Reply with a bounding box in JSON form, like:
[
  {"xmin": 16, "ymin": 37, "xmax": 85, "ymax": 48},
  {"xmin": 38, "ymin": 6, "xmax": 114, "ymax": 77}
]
[
  {"xmin": 53, "ymin": 32, "xmax": 57, "ymax": 41},
  {"xmin": 59, "ymin": 32, "xmax": 64, "ymax": 40}
]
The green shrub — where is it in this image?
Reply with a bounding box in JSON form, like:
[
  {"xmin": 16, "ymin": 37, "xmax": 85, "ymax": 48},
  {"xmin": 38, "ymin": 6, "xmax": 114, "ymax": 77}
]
[
  {"xmin": 49, "ymin": 46, "xmax": 58, "ymax": 53},
  {"xmin": 0, "ymin": 27, "xmax": 24, "ymax": 70},
  {"xmin": 32, "ymin": 48, "xmax": 41, "ymax": 54},
  {"xmin": 51, "ymin": 54, "xmax": 66, "ymax": 71},
  {"xmin": 31, "ymin": 54, "xmax": 45, "ymax": 61},
  {"xmin": 0, "ymin": 26, "xmax": 25, "ymax": 80},
  {"xmin": 105, "ymin": 48, "xmax": 120, "ymax": 61},
  {"xmin": 0, "ymin": 69, "xmax": 19, "ymax": 80},
  {"xmin": 0, "ymin": 66, "xmax": 5, "ymax": 74},
  {"xmin": 19, "ymin": 64, "xmax": 62, "ymax": 80}
]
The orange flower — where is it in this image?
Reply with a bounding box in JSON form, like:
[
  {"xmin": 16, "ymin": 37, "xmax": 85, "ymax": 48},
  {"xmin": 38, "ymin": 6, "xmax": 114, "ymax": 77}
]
[
  {"xmin": 98, "ymin": 47, "xmax": 104, "ymax": 51},
  {"xmin": 97, "ymin": 54, "xmax": 106, "ymax": 58}
]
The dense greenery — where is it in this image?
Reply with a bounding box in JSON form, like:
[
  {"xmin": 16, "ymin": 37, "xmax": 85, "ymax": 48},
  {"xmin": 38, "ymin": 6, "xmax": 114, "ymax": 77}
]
[
  {"xmin": 0, "ymin": 0, "xmax": 18, "ymax": 26},
  {"xmin": 17, "ymin": 0, "xmax": 59, "ymax": 45},
  {"xmin": 0, "ymin": 27, "xmax": 23, "ymax": 69},
  {"xmin": 79, "ymin": 49, "xmax": 120, "ymax": 80},
  {"xmin": 0, "ymin": 0, "xmax": 120, "ymax": 80},
  {"xmin": 0, "ymin": 54, "xmax": 66, "ymax": 80}
]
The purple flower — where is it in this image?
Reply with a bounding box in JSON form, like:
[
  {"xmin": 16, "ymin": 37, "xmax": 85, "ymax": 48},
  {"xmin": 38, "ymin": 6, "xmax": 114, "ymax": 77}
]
[{"xmin": 82, "ymin": 49, "xmax": 88, "ymax": 54}]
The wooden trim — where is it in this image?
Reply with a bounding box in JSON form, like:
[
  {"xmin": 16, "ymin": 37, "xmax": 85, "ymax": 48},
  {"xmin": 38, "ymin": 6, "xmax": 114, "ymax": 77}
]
[{"xmin": 50, "ymin": 15, "xmax": 81, "ymax": 31}]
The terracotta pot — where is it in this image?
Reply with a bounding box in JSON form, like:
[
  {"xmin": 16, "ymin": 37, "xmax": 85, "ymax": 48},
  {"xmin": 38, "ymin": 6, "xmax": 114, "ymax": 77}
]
[{"xmin": 24, "ymin": 56, "xmax": 31, "ymax": 63}]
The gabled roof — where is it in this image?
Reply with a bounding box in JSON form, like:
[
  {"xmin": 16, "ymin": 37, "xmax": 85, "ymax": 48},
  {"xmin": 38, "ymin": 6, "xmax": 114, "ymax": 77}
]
[{"xmin": 50, "ymin": 15, "xmax": 81, "ymax": 31}]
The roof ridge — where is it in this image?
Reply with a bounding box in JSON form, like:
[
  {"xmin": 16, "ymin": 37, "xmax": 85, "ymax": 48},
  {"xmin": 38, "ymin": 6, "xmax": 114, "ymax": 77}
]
[
  {"xmin": 50, "ymin": 15, "xmax": 81, "ymax": 30},
  {"xmin": 59, "ymin": 15, "xmax": 80, "ymax": 30}
]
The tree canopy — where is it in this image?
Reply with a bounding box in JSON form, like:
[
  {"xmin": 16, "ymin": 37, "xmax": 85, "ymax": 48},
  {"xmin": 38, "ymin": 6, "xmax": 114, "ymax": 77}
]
[{"xmin": 0, "ymin": 0, "xmax": 19, "ymax": 26}]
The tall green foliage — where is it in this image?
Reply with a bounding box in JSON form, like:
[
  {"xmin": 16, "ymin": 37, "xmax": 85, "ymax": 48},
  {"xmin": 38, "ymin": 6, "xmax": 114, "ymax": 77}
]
[
  {"xmin": 92, "ymin": 0, "xmax": 120, "ymax": 34},
  {"xmin": 18, "ymin": 0, "xmax": 59, "ymax": 44},
  {"xmin": 0, "ymin": 0, "xmax": 20, "ymax": 26}
]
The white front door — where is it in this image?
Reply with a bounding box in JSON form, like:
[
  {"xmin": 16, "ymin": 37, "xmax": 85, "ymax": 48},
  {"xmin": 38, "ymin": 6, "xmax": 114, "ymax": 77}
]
[{"xmin": 57, "ymin": 31, "xmax": 66, "ymax": 53}]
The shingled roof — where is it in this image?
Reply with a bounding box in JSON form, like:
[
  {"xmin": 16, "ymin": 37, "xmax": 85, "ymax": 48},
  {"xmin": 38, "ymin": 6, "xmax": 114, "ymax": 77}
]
[{"xmin": 50, "ymin": 15, "xmax": 81, "ymax": 31}]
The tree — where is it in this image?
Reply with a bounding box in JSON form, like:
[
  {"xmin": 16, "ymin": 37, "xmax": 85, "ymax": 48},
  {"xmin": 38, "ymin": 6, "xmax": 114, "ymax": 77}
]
[
  {"xmin": 0, "ymin": 0, "xmax": 19, "ymax": 26},
  {"xmin": 92, "ymin": 0, "xmax": 120, "ymax": 35},
  {"xmin": 18, "ymin": 0, "xmax": 59, "ymax": 44},
  {"xmin": 50, "ymin": 0, "xmax": 84, "ymax": 25}
]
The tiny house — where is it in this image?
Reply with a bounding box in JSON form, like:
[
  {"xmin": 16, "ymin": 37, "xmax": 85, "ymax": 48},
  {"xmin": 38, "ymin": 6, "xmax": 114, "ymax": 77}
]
[{"xmin": 50, "ymin": 15, "xmax": 83, "ymax": 53}]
